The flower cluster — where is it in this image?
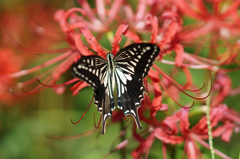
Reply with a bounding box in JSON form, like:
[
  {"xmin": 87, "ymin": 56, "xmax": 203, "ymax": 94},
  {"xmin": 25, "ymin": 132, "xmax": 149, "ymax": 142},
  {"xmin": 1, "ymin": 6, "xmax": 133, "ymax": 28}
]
[
  {"xmin": 2, "ymin": 0, "xmax": 240, "ymax": 158},
  {"xmin": 0, "ymin": 2, "xmax": 63, "ymax": 103}
]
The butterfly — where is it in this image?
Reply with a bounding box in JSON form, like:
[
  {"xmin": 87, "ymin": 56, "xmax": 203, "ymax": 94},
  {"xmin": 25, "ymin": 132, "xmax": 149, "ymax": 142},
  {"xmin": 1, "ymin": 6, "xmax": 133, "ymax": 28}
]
[{"xmin": 72, "ymin": 43, "xmax": 160, "ymax": 134}]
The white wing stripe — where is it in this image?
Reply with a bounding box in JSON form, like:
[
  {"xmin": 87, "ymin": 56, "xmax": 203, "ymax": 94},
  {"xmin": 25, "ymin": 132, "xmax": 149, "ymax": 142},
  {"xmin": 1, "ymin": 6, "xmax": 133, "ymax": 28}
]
[
  {"xmin": 116, "ymin": 68, "xmax": 127, "ymax": 85},
  {"xmin": 115, "ymin": 72, "xmax": 121, "ymax": 97},
  {"xmin": 127, "ymin": 66, "xmax": 134, "ymax": 73},
  {"xmin": 118, "ymin": 66, "xmax": 134, "ymax": 74},
  {"xmin": 125, "ymin": 74, "xmax": 132, "ymax": 81}
]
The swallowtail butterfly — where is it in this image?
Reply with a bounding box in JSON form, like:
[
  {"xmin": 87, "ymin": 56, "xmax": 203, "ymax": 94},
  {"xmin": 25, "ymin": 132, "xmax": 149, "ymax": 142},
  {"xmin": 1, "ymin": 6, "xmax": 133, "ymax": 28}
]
[{"xmin": 72, "ymin": 43, "xmax": 160, "ymax": 134}]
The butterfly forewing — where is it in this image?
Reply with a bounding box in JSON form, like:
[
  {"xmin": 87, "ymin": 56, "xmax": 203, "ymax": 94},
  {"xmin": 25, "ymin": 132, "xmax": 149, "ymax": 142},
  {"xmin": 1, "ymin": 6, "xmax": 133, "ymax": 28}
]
[
  {"xmin": 72, "ymin": 55, "xmax": 110, "ymax": 112},
  {"xmin": 72, "ymin": 55, "xmax": 107, "ymax": 88},
  {"xmin": 114, "ymin": 43, "xmax": 160, "ymax": 78},
  {"xmin": 115, "ymin": 71, "xmax": 144, "ymax": 129}
]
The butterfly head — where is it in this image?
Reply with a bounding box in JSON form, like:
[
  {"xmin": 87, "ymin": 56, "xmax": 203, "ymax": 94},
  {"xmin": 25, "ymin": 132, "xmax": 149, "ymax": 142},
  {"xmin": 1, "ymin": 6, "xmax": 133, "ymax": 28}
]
[{"xmin": 106, "ymin": 53, "xmax": 114, "ymax": 60}]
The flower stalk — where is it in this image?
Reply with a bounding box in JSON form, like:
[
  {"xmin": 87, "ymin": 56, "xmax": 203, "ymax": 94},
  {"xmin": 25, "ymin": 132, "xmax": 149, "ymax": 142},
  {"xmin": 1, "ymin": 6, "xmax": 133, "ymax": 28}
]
[{"xmin": 206, "ymin": 72, "xmax": 215, "ymax": 159}]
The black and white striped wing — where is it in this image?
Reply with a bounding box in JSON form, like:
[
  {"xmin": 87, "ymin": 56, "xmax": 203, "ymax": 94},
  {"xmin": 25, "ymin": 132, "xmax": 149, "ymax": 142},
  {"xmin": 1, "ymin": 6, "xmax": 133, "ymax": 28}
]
[
  {"xmin": 114, "ymin": 43, "xmax": 160, "ymax": 129},
  {"xmin": 72, "ymin": 55, "xmax": 114, "ymax": 133},
  {"xmin": 114, "ymin": 43, "xmax": 160, "ymax": 79},
  {"xmin": 72, "ymin": 55, "xmax": 107, "ymax": 89}
]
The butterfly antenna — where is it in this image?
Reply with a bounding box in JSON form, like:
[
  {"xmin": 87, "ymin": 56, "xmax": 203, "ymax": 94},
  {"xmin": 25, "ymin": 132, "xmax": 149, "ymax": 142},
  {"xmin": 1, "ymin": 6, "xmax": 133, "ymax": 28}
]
[
  {"xmin": 89, "ymin": 38, "xmax": 108, "ymax": 53},
  {"xmin": 112, "ymin": 33, "xmax": 123, "ymax": 52}
]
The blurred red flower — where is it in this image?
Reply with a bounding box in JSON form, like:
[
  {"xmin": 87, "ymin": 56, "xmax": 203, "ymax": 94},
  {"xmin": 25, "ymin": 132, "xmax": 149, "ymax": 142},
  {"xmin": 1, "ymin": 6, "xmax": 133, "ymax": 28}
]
[{"xmin": 0, "ymin": 48, "xmax": 22, "ymax": 104}]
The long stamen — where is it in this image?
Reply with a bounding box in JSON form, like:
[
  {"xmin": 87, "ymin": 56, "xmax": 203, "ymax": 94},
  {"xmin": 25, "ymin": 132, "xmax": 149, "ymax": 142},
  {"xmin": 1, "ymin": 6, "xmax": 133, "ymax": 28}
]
[
  {"xmin": 93, "ymin": 112, "xmax": 102, "ymax": 128},
  {"xmin": 13, "ymin": 66, "xmax": 57, "ymax": 88},
  {"xmin": 164, "ymin": 72, "xmax": 212, "ymax": 100},
  {"xmin": 45, "ymin": 129, "xmax": 95, "ymax": 140},
  {"xmin": 217, "ymin": 50, "xmax": 237, "ymax": 67},
  {"xmin": 10, "ymin": 76, "xmax": 52, "ymax": 97},
  {"xmin": 6, "ymin": 33, "xmax": 70, "ymax": 54},
  {"xmin": 36, "ymin": 77, "xmax": 79, "ymax": 88},
  {"xmin": 10, "ymin": 86, "xmax": 47, "ymax": 98},
  {"xmin": 154, "ymin": 64, "xmax": 213, "ymax": 100},
  {"xmin": 21, "ymin": 87, "xmax": 46, "ymax": 95},
  {"xmin": 123, "ymin": 115, "xmax": 129, "ymax": 122},
  {"xmin": 222, "ymin": 64, "xmax": 240, "ymax": 72},
  {"xmin": 71, "ymin": 97, "xmax": 94, "ymax": 124},
  {"xmin": 6, "ymin": 51, "xmax": 73, "ymax": 78},
  {"xmin": 0, "ymin": 77, "xmax": 14, "ymax": 87},
  {"xmin": 159, "ymin": 80, "xmax": 194, "ymax": 108},
  {"xmin": 153, "ymin": 64, "xmax": 206, "ymax": 92}
]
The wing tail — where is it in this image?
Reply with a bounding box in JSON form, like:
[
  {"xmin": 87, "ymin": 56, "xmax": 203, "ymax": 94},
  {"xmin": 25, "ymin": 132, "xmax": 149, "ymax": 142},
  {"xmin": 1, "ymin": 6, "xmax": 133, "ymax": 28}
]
[
  {"xmin": 94, "ymin": 84, "xmax": 114, "ymax": 134},
  {"xmin": 116, "ymin": 75, "xmax": 144, "ymax": 129}
]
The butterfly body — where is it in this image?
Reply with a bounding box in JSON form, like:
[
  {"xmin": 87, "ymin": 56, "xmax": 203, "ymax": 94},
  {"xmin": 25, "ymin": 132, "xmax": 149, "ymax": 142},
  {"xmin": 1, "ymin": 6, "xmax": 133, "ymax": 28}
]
[{"xmin": 72, "ymin": 43, "xmax": 160, "ymax": 134}]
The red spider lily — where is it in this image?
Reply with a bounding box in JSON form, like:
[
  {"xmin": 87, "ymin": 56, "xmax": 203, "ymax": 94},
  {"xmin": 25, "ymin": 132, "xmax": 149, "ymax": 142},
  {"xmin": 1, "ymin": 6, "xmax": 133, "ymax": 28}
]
[
  {"xmin": 178, "ymin": 106, "xmax": 233, "ymax": 159},
  {"xmin": 212, "ymin": 71, "xmax": 232, "ymax": 107},
  {"xmin": 144, "ymin": 0, "xmax": 240, "ymax": 71},
  {"xmin": 77, "ymin": 0, "xmax": 124, "ymax": 32},
  {"xmin": 132, "ymin": 108, "xmax": 184, "ymax": 159},
  {"xmin": 54, "ymin": 0, "xmax": 125, "ymax": 51},
  {"xmin": 0, "ymin": 2, "xmax": 70, "ymax": 96},
  {"xmin": 132, "ymin": 104, "xmax": 238, "ymax": 159},
  {"xmin": 171, "ymin": 0, "xmax": 240, "ymax": 66},
  {"xmin": 0, "ymin": 48, "xmax": 22, "ymax": 104},
  {"xmin": 174, "ymin": 0, "xmax": 240, "ymax": 40},
  {"xmin": 0, "ymin": 2, "xmax": 62, "ymax": 50},
  {"xmin": 132, "ymin": 132, "xmax": 155, "ymax": 159}
]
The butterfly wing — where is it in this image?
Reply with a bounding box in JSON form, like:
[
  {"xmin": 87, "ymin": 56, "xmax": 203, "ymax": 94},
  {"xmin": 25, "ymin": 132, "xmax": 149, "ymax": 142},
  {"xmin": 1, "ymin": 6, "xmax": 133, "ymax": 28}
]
[
  {"xmin": 114, "ymin": 43, "xmax": 160, "ymax": 128},
  {"xmin": 114, "ymin": 43, "xmax": 160, "ymax": 79},
  {"xmin": 72, "ymin": 55, "xmax": 107, "ymax": 89},
  {"xmin": 94, "ymin": 79, "xmax": 115, "ymax": 134},
  {"xmin": 115, "ymin": 70, "xmax": 144, "ymax": 129},
  {"xmin": 72, "ymin": 55, "xmax": 115, "ymax": 134}
]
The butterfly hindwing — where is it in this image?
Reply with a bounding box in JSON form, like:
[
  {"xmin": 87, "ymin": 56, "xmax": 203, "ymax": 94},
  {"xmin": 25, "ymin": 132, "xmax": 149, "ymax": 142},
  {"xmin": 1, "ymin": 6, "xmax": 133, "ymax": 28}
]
[
  {"xmin": 115, "ymin": 70, "xmax": 144, "ymax": 129},
  {"xmin": 94, "ymin": 83, "xmax": 114, "ymax": 134}
]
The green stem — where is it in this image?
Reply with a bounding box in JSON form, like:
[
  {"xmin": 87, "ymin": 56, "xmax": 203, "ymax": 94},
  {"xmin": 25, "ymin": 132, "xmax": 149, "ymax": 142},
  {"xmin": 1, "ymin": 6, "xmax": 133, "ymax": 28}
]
[
  {"xmin": 120, "ymin": 119, "xmax": 126, "ymax": 159},
  {"xmin": 206, "ymin": 72, "xmax": 215, "ymax": 159}
]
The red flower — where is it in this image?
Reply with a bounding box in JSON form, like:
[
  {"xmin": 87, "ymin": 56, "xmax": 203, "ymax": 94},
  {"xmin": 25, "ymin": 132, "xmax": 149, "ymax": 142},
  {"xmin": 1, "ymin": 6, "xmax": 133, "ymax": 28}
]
[
  {"xmin": 132, "ymin": 132, "xmax": 155, "ymax": 159},
  {"xmin": 178, "ymin": 105, "xmax": 235, "ymax": 159},
  {"xmin": 212, "ymin": 71, "xmax": 232, "ymax": 107},
  {"xmin": 0, "ymin": 48, "xmax": 22, "ymax": 104},
  {"xmin": 174, "ymin": 0, "xmax": 240, "ymax": 40},
  {"xmin": 0, "ymin": 2, "xmax": 61, "ymax": 50}
]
